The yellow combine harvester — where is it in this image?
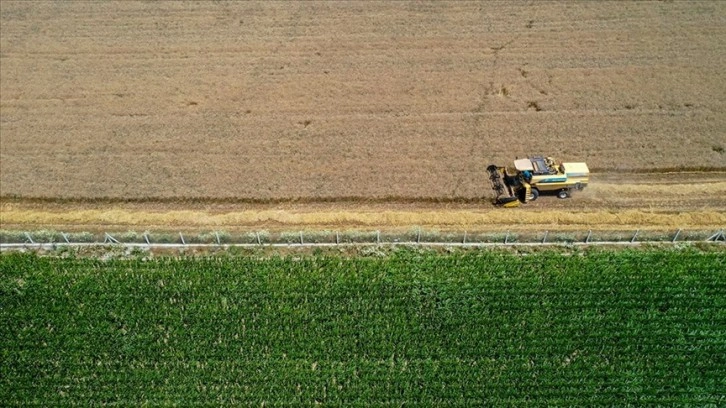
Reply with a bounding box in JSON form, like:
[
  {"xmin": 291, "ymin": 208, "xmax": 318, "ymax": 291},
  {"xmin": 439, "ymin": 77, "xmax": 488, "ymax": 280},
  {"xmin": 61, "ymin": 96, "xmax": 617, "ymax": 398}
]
[{"xmin": 487, "ymin": 156, "xmax": 589, "ymax": 207}]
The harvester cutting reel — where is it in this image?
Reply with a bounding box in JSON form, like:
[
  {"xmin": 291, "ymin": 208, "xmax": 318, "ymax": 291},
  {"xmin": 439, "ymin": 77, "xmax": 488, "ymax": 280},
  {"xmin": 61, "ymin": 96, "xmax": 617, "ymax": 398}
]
[{"xmin": 487, "ymin": 165, "xmax": 521, "ymax": 208}]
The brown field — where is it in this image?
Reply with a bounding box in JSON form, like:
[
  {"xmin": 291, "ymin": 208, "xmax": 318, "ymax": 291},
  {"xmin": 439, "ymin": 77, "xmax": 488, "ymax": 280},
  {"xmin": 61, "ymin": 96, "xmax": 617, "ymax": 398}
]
[{"xmin": 1, "ymin": 1, "xmax": 724, "ymax": 232}]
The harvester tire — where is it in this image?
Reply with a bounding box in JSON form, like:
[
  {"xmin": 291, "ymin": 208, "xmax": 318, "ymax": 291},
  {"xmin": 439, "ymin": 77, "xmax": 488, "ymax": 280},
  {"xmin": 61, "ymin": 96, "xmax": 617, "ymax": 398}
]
[
  {"xmin": 530, "ymin": 188, "xmax": 539, "ymax": 201},
  {"xmin": 557, "ymin": 189, "xmax": 570, "ymax": 199}
]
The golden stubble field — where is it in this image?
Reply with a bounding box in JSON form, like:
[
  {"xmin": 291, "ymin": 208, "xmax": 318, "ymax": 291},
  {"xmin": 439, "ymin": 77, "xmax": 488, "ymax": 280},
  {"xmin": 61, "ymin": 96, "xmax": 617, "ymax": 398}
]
[{"xmin": 1, "ymin": 1, "xmax": 724, "ymax": 232}]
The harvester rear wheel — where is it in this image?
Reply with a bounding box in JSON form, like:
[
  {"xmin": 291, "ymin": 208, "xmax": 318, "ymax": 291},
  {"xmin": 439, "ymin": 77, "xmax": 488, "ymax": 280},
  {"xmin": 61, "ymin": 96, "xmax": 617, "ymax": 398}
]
[{"xmin": 558, "ymin": 189, "xmax": 570, "ymax": 199}]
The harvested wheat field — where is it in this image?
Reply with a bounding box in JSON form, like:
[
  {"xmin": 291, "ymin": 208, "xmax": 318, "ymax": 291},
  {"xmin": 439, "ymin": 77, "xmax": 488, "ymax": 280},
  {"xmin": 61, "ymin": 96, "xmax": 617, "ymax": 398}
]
[{"xmin": 1, "ymin": 1, "xmax": 724, "ymax": 232}]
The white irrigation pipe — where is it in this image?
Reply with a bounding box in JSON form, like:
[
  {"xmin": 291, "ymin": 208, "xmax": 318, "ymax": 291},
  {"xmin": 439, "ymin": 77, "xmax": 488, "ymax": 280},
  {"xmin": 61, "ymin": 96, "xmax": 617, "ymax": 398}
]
[
  {"xmin": 3, "ymin": 229, "xmax": 723, "ymax": 252},
  {"xmin": 0, "ymin": 240, "xmax": 722, "ymax": 252}
]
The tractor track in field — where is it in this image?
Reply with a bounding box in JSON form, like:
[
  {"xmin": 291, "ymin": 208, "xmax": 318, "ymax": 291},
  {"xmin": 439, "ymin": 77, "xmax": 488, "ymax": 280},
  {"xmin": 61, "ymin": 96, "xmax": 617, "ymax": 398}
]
[
  {"xmin": 1, "ymin": 171, "xmax": 724, "ymax": 233},
  {"xmin": 1, "ymin": 170, "xmax": 724, "ymax": 206}
]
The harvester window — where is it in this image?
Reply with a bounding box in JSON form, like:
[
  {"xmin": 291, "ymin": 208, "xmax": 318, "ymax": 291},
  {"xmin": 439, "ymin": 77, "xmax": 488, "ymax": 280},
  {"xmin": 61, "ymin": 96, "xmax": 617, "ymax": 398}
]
[{"xmin": 532, "ymin": 158, "xmax": 548, "ymax": 174}]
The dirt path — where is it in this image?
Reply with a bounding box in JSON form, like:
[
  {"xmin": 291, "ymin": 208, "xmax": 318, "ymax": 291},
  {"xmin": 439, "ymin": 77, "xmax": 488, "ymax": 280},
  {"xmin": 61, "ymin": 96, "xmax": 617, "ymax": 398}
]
[{"xmin": 2, "ymin": 172, "xmax": 723, "ymax": 233}]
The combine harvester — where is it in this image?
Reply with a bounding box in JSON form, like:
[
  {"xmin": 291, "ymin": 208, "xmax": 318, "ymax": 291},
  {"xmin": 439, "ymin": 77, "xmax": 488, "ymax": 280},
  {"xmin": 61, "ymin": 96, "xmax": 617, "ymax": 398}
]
[{"xmin": 487, "ymin": 156, "xmax": 589, "ymax": 207}]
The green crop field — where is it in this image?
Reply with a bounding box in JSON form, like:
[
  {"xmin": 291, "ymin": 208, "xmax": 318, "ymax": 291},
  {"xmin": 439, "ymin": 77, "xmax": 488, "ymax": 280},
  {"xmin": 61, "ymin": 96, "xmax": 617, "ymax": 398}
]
[{"xmin": 1, "ymin": 249, "xmax": 724, "ymax": 406}]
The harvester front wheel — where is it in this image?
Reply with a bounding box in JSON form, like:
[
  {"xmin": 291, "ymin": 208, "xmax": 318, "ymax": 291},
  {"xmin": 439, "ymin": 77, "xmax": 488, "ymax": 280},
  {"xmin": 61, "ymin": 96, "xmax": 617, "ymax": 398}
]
[
  {"xmin": 530, "ymin": 188, "xmax": 539, "ymax": 201},
  {"xmin": 557, "ymin": 189, "xmax": 570, "ymax": 199}
]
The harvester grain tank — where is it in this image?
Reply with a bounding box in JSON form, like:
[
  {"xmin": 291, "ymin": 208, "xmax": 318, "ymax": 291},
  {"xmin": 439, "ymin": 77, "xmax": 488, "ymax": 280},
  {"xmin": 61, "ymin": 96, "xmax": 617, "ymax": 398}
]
[{"xmin": 487, "ymin": 156, "xmax": 589, "ymax": 207}]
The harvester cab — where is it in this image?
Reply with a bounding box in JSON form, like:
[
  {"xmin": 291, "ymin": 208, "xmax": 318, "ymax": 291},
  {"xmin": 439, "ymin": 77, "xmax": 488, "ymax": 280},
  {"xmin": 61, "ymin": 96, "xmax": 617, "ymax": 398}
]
[{"xmin": 487, "ymin": 156, "xmax": 589, "ymax": 207}]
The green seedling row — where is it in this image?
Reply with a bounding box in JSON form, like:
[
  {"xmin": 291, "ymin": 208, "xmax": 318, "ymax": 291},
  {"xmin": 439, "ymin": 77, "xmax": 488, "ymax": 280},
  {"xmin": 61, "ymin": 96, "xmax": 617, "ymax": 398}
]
[{"xmin": 1, "ymin": 250, "xmax": 724, "ymax": 405}]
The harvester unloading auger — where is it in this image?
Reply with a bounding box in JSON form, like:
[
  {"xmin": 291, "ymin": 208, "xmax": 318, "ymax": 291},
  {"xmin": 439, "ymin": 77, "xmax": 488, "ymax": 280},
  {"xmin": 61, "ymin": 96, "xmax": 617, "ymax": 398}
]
[{"xmin": 488, "ymin": 156, "xmax": 590, "ymax": 207}]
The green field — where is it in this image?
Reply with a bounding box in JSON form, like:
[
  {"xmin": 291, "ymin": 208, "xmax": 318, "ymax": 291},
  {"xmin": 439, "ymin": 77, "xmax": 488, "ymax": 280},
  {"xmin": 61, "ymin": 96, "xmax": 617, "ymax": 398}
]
[{"xmin": 1, "ymin": 249, "xmax": 724, "ymax": 406}]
